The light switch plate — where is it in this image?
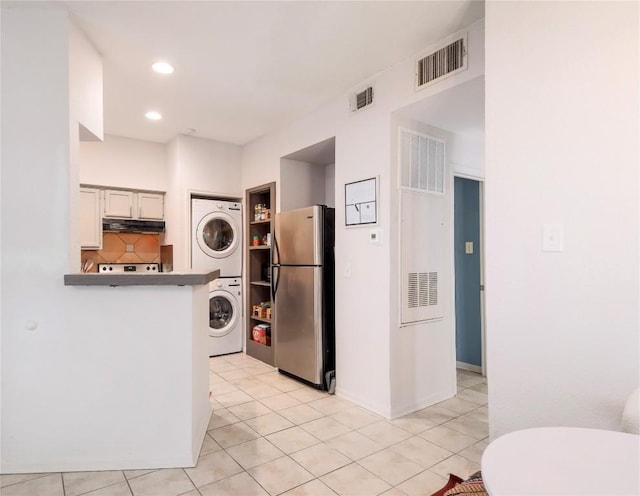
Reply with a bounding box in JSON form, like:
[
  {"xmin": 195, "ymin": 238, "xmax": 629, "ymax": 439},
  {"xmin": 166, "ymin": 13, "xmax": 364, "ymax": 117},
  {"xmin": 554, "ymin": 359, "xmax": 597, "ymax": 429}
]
[{"xmin": 465, "ymin": 241, "xmax": 474, "ymax": 254}]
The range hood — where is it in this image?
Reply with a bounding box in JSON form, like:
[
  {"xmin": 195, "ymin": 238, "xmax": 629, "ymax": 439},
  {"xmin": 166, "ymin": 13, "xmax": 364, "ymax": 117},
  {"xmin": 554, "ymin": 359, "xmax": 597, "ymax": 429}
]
[{"xmin": 103, "ymin": 219, "xmax": 165, "ymax": 233}]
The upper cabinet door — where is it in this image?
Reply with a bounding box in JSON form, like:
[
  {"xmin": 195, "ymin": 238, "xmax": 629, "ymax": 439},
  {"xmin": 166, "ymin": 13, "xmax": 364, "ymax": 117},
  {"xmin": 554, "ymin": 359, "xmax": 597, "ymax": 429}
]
[
  {"xmin": 104, "ymin": 189, "xmax": 133, "ymax": 218},
  {"xmin": 138, "ymin": 192, "xmax": 164, "ymax": 220},
  {"xmin": 79, "ymin": 187, "xmax": 102, "ymax": 249}
]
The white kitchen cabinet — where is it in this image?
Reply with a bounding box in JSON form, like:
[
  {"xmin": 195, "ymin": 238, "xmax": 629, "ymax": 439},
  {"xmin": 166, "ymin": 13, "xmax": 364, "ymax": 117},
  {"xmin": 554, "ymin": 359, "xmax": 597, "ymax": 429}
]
[
  {"xmin": 137, "ymin": 192, "xmax": 164, "ymax": 220},
  {"xmin": 104, "ymin": 189, "xmax": 134, "ymax": 218},
  {"xmin": 79, "ymin": 187, "xmax": 102, "ymax": 249}
]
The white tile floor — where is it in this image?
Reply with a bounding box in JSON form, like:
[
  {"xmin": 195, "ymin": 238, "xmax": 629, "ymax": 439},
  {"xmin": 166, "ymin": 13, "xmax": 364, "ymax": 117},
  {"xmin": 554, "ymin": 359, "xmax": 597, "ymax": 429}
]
[{"xmin": 0, "ymin": 354, "xmax": 488, "ymax": 496}]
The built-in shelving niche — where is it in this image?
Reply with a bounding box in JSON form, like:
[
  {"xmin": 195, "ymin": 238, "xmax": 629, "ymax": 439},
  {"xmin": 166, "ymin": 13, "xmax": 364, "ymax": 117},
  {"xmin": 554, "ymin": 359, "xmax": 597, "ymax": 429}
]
[{"xmin": 245, "ymin": 182, "xmax": 276, "ymax": 366}]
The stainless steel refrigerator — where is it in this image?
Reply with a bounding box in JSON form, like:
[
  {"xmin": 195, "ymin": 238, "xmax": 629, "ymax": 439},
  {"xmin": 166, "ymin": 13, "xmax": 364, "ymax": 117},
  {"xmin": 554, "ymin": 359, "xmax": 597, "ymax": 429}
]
[{"xmin": 272, "ymin": 205, "xmax": 335, "ymax": 389}]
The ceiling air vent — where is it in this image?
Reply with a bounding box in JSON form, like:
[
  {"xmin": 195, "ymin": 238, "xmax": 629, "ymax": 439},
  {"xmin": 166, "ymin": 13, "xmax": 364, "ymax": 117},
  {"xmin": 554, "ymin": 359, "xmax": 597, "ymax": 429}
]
[
  {"xmin": 415, "ymin": 35, "xmax": 467, "ymax": 90},
  {"xmin": 351, "ymin": 86, "xmax": 374, "ymax": 112}
]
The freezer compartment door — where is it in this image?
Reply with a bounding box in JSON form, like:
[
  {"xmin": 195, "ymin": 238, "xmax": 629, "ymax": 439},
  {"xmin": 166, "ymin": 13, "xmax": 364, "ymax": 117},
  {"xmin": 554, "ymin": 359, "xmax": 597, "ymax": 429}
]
[
  {"xmin": 275, "ymin": 206, "xmax": 323, "ymax": 265},
  {"xmin": 274, "ymin": 265, "xmax": 323, "ymax": 385}
]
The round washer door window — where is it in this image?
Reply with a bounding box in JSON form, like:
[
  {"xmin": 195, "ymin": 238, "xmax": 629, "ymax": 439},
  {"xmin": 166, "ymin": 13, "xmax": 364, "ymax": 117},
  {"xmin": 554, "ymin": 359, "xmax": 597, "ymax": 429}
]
[
  {"xmin": 196, "ymin": 212, "xmax": 239, "ymax": 259},
  {"xmin": 209, "ymin": 291, "xmax": 238, "ymax": 337}
]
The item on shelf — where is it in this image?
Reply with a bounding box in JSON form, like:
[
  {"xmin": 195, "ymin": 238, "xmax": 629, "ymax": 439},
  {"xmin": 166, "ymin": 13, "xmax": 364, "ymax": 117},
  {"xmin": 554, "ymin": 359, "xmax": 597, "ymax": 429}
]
[
  {"xmin": 252, "ymin": 301, "xmax": 271, "ymax": 319},
  {"xmin": 254, "ymin": 203, "xmax": 270, "ymax": 222},
  {"xmin": 252, "ymin": 235, "xmax": 261, "ymax": 246},
  {"xmin": 266, "ymin": 233, "xmax": 271, "ymax": 246},
  {"xmin": 252, "ymin": 324, "xmax": 271, "ymax": 345}
]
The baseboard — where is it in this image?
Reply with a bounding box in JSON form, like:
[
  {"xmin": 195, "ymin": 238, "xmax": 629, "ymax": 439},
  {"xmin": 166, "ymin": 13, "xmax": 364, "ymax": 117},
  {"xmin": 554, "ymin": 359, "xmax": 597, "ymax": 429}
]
[
  {"xmin": 335, "ymin": 386, "xmax": 391, "ymax": 419},
  {"xmin": 335, "ymin": 385, "xmax": 460, "ymax": 420},
  {"xmin": 389, "ymin": 389, "xmax": 455, "ymax": 419},
  {"xmin": 456, "ymin": 361, "xmax": 482, "ymax": 374}
]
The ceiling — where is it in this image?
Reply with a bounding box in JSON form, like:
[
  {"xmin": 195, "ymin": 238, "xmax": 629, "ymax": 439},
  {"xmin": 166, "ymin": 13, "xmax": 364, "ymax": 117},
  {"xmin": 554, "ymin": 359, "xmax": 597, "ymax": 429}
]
[{"xmin": 55, "ymin": 1, "xmax": 484, "ymax": 145}]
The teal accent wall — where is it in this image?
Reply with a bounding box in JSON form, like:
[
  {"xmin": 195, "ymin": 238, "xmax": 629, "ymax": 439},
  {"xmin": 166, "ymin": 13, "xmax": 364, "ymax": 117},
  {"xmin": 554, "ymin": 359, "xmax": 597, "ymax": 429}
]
[{"xmin": 454, "ymin": 177, "xmax": 482, "ymax": 367}]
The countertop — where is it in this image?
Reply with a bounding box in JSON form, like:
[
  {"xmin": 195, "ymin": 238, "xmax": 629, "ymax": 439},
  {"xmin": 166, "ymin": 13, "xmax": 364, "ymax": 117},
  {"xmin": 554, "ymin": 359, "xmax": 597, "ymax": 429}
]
[{"xmin": 64, "ymin": 269, "xmax": 220, "ymax": 287}]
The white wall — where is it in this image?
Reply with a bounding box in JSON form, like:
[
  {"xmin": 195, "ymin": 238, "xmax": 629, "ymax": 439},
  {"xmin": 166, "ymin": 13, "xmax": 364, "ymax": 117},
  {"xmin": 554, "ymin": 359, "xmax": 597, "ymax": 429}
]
[
  {"xmin": 79, "ymin": 135, "xmax": 167, "ymax": 191},
  {"xmin": 242, "ymin": 20, "xmax": 485, "ymax": 417},
  {"xmin": 2, "ymin": 9, "xmax": 92, "ymax": 472},
  {"xmin": 69, "ymin": 21, "xmax": 103, "ymax": 141},
  {"xmin": 388, "ymin": 119, "xmax": 457, "ymax": 416},
  {"xmin": 280, "ymin": 159, "xmax": 327, "ymax": 211},
  {"xmin": 451, "ymin": 133, "xmax": 484, "ymax": 179},
  {"xmin": 485, "ymin": 1, "xmax": 639, "ymax": 437},
  {"xmin": 165, "ymin": 135, "xmax": 242, "ymax": 269},
  {"xmin": 176, "ymin": 135, "xmax": 243, "ymax": 198}
]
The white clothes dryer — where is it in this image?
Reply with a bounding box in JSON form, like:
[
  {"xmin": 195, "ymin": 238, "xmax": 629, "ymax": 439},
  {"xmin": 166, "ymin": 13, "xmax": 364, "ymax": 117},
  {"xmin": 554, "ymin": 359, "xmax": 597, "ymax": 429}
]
[
  {"xmin": 208, "ymin": 277, "xmax": 243, "ymax": 356},
  {"xmin": 191, "ymin": 198, "xmax": 242, "ymax": 276}
]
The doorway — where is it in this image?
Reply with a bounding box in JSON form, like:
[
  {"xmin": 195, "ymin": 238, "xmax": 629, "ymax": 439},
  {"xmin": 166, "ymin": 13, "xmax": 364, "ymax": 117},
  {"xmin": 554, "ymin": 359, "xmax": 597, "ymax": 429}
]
[{"xmin": 454, "ymin": 176, "xmax": 484, "ymax": 374}]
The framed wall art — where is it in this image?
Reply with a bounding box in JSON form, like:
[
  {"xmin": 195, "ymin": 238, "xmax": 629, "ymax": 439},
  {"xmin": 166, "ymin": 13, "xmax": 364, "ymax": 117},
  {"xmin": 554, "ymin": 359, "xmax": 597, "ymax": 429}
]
[{"xmin": 345, "ymin": 177, "xmax": 377, "ymax": 226}]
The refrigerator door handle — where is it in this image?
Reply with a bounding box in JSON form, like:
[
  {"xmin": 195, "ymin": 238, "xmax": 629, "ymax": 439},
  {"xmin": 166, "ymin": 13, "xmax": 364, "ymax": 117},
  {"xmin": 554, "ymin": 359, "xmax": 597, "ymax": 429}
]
[
  {"xmin": 272, "ymin": 231, "xmax": 280, "ymax": 266},
  {"xmin": 271, "ymin": 264, "xmax": 280, "ymax": 303}
]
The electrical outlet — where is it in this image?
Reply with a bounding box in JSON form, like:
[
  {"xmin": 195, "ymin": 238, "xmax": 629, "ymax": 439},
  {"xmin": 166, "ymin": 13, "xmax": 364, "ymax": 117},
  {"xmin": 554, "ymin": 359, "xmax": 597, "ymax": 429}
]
[
  {"xmin": 542, "ymin": 223, "xmax": 564, "ymax": 252},
  {"xmin": 344, "ymin": 263, "xmax": 352, "ymax": 278}
]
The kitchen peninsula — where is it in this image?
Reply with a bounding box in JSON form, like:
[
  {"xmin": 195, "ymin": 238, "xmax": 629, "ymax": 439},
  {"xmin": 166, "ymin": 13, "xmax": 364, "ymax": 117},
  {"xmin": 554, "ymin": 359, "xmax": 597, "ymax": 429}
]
[{"xmin": 62, "ymin": 268, "xmax": 218, "ymax": 470}]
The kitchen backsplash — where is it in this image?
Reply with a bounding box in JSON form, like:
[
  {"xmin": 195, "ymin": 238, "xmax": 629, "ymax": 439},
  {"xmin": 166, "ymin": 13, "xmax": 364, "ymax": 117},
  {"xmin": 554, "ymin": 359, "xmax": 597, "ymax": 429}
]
[{"xmin": 81, "ymin": 233, "xmax": 160, "ymax": 272}]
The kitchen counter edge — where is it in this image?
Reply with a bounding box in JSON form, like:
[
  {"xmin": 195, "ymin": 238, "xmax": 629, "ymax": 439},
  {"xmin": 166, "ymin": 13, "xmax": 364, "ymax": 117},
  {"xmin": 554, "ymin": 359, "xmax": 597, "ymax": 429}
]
[{"xmin": 64, "ymin": 269, "xmax": 220, "ymax": 287}]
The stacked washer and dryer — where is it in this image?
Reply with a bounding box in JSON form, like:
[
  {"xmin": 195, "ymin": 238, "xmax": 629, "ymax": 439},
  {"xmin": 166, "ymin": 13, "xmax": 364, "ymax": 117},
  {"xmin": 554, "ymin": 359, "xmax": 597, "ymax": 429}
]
[{"xmin": 191, "ymin": 198, "xmax": 243, "ymax": 357}]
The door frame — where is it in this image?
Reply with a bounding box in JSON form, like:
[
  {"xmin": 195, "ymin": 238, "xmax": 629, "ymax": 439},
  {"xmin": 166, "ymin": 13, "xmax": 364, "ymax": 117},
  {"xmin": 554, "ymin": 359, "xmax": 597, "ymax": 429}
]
[{"xmin": 452, "ymin": 172, "xmax": 486, "ymax": 376}]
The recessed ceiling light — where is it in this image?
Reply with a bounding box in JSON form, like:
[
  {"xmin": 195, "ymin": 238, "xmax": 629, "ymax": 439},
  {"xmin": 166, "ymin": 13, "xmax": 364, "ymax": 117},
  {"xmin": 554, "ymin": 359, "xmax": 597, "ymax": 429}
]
[
  {"xmin": 152, "ymin": 61, "xmax": 174, "ymax": 74},
  {"xmin": 145, "ymin": 111, "xmax": 162, "ymax": 121}
]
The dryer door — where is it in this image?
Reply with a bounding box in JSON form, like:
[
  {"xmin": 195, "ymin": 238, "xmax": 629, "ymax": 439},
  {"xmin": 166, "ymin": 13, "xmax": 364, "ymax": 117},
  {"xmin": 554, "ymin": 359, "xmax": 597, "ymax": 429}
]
[
  {"xmin": 196, "ymin": 211, "xmax": 240, "ymax": 259},
  {"xmin": 209, "ymin": 289, "xmax": 238, "ymax": 337}
]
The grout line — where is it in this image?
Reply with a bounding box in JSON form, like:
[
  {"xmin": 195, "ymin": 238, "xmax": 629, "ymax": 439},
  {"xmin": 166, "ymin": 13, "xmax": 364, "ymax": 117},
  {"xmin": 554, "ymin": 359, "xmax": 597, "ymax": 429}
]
[
  {"xmin": 180, "ymin": 468, "xmax": 201, "ymax": 496},
  {"xmin": 123, "ymin": 473, "xmax": 134, "ymax": 496},
  {"xmin": 0, "ymin": 473, "xmax": 52, "ymax": 490}
]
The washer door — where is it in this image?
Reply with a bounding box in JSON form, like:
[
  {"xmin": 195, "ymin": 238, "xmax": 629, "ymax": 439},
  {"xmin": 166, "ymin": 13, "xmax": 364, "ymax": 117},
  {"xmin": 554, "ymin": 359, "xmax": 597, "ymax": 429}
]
[
  {"xmin": 196, "ymin": 211, "xmax": 239, "ymax": 259},
  {"xmin": 209, "ymin": 290, "xmax": 238, "ymax": 338}
]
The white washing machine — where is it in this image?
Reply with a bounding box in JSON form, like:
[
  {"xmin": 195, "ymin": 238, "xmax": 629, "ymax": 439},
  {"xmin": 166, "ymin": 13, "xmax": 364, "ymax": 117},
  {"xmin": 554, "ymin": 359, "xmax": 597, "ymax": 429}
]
[
  {"xmin": 191, "ymin": 198, "xmax": 242, "ymax": 276},
  {"xmin": 208, "ymin": 277, "xmax": 243, "ymax": 356}
]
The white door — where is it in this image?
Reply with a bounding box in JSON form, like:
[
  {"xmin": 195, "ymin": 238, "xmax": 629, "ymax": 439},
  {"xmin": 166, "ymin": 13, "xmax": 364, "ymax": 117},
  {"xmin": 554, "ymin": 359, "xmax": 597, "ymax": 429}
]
[
  {"xmin": 79, "ymin": 187, "xmax": 102, "ymax": 249},
  {"xmin": 104, "ymin": 190, "xmax": 133, "ymax": 218},
  {"xmin": 138, "ymin": 193, "xmax": 164, "ymax": 220}
]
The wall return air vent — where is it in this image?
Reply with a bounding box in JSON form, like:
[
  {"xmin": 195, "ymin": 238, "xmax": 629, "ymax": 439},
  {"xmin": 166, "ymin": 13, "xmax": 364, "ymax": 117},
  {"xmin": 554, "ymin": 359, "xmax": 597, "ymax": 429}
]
[
  {"xmin": 407, "ymin": 272, "xmax": 438, "ymax": 308},
  {"xmin": 415, "ymin": 34, "xmax": 467, "ymax": 90},
  {"xmin": 350, "ymin": 86, "xmax": 374, "ymax": 112}
]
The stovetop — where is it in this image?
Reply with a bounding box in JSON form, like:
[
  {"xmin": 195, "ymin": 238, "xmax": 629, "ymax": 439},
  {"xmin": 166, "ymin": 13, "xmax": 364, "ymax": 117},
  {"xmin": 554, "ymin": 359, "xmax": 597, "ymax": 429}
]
[{"xmin": 97, "ymin": 263, "xmax": 160, "ymax": 274}]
